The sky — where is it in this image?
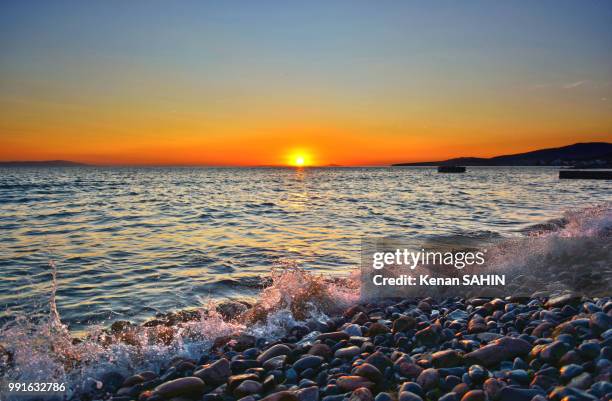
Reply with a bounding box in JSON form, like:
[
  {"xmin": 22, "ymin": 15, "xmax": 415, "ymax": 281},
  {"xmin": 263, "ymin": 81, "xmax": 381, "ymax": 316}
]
[{"xmin": 1, "ymin": 0, "xmax": 611, "ymax": 166}]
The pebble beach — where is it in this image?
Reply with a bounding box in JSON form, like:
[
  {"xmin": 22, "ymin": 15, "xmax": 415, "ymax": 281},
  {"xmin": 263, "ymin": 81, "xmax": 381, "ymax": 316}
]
[{"xmin": 96, "ymin": 293, "xmax": 612, "ymax": 401}]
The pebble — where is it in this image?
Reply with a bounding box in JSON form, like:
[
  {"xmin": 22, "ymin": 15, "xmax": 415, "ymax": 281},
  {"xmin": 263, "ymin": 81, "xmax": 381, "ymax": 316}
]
[
  {"xmin": 297, "ymin": 386, "xmax": 319, "ymax": 401},
  {"xmin": 336, "ymin": 376, "xmax": 375, "ymax": 391},
  {"xmin": 374, "ymin": 392, "xmax": 393, "ymax": 401},
  {"xmin": 366, "ymin": 323, "xmax": 390, "ymax": 337},
  {"xmin": 392, "ymin": 316, "xmax": 416, "ymax": 332},
  {"xmin": 153, "ymin": 377, "xmax": 205, "ymax": 399},
  {"xmin": 343, "ymin": 324, "xmax": 363, "ymax": 337},
  {"xmin": 432, "ymin": 349, "xmax": 463, "ymax": 368},
  {"xmin": 353, "ymin": 363, "xmax": 383, "ymax": 383},
  {"xmin": 398, "ymin": 391, "xmax": 423, "ymax": 401},
  {"xmin": 263, "ymin": 354, "xmax": 287, "ymax": 370},
  {"xmin": 317, "ymin": 332, "xmax": 350, "ymax": 342},
  {"xmin": 257, "ymin": 344, "xmax": 292, "ymax": 363},
  {"xmin": 464, "ymin": 337, "xmax": 532, "ymax": 367},
  {"xmin": 416, "ymin": 368, "xmax": 439, "ymax": 391},
  {"xmin": 234, "ymin": 380, "xmax": 263, "ymax": 397},
  {"xmin": 460, "ymin": 390, "xmax": 486, "ymax": 401},
  {"xmin": 334, "ymin": 346, "xmax": 361, "ymax": 359},
  {"xmin": 309, "ymin": 344, "xmax": 333, "ymax": 359},
  {"xmin": 539, "ymin": 340, "xmax": 571, "ymax": 364},
  {"xmin": 560, "ymin": 363, "xmax": 584, "ymax": 381},
  {"xmin": 227, "ymin": 373, "xmax": 260, "ymax": 392},
  {"xmin": 568, "ymin": 372, "xmax": 593, "ymax": 389},
  {"xmin": 108, "ymin": 295, "xmax": 612, "ymax": 401},
  {"xmin": 349, "ymin": 387, "xmax": 373, "ymax": 401},
  {"xmin": 482, "ymin": 377, "xmax": 504, "ymax": 400},
  {"xmin": 364, "ymin": 352, "xmax": 393, "ymax": 372},
  {"xmin": 293, "ymin": 355, "xmax": 324, "ymax": 371},
  {"xmin": 467, "ymin": 365, "xmax": 487, "ymax": 384},
  {"xmin": 261, "ymin": 390, "xmax": 300, "ymax": 401},
  {"xmin": 499, "ymin": 386, "xmax": 545, "ymax": 401}
]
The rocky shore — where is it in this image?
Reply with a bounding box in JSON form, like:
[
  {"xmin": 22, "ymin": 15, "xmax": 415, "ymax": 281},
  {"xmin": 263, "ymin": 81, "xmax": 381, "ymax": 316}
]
[{"xmin": 101, "ymin": 294, "xmax": 611, "ymax": 401}]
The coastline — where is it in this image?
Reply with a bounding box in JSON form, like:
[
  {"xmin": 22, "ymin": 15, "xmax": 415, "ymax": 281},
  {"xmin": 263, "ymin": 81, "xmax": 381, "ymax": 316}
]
[{"xmin": 66, "ymin": 294, "xmax": 612, "ymax": 401}]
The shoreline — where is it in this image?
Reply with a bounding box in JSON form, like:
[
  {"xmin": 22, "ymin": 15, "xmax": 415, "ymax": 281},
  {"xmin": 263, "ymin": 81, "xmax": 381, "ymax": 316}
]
[{"xmin": 96, "ymin": 294, "xmax": 612, "ymax": 401}]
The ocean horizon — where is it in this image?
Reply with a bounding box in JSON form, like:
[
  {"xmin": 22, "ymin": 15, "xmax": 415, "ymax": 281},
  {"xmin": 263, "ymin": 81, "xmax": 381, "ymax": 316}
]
[{"xmin": 1, "ymin": 166, "xmax": 610, "ymax": 332}]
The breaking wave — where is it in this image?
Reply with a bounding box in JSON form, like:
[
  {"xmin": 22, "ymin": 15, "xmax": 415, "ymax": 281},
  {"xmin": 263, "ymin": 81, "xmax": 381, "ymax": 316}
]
[
  {"xmin": 0, "ymin": 263, "xmax": 359, "ymax": 400},
  {"xmin": 0, "ymin": 203, "xmax": 610, "ymax": 400}
]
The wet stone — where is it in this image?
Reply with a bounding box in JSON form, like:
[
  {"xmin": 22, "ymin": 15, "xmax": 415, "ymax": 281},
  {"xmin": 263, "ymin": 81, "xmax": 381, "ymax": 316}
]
[
  {"xmin": 122, "ymin": 374, "xmax": 145, "ymax": 387},
  {"xmin": 234, "ymin": 380, "xmax": 263, "ymax": 397},
  {"xmin": 577, "ymin": 342, "xmax": 600, "ymax": 359},
  {"xmin": 568, "ymin": 372, "xmax": 593, "ymax": 389},
  {"xmin": 257, "ymin": 344, "xmax": 292, "ymax": 363},
  {"xmin": 352, "ymin": 363, "xmax": 383, "ymax": 384},
  {"xmin": 293, "ymin": 355, "xmax": 323, "ymax": 371},
  {"xmin": 349, "ymin": 387, "xmax": 373, "ymax": 401},
  {"xmin": 460, "ymin": 390, "xmax": 486, "ymax": 401},
  {"xmin": 415, "ymin": 326, "xmax": 440, "ymax": 345},
  {"xmin": 260, "ymin": 390, "xmax": 300, "ymax": 401},
  {"xmin": 227, "ymin": 374, "xmax": 260, "ymax": 392},
  {"xmin": 263, "ymin": 355, "xmax": 287, "ymax": 371},
  {"xmin": 366, "ymin": 323, "xmax": 390, "ymax": 337},
  {"xmin": 499, "ymin": 386, "xmax": 545, "ymax": 401},
  {"xmin": 364, "ymin": 352, "xmax": 393, "ymax": 372},
  {"xmin": 336, "ymin": 376, "xmax": 375, "ymax": 391},
  {"xmin": 432, "ymin": 349, "xmax": 464, "ymax": 368},
  {"xmin": 297, "ymin": 386, "xmax": 319, "ymax": 401},
  {"xmin": 482, "ymin": 378, "xmax": 505, "ymax": 400},
  {"xmin": 343, "ymin": 324, "xmax": 363, "ymax": 337},
  {"xmin": 153, "ymin": 377, "xmax": 206, "ymax": 399},
  {"xmin": 539, "ymin": 340, "xmax": 571, "ymax": 364},
  {"xmin": 308, "ymin": 344, "xmax": 333, "ymax": 359},
  {"xmin": 416, "ymin": 368, "xmax": 439, "ymax": 391},
  {"xmin": 194, "ymin": 358, "xmax": 231, "ymax": 385},
  {"xmin": 464, "ymin": 337, "xmax": 531, "ymax": 367},
  {"xmin": 560, "ymin": 364, "xmax": 584, "ymax": 381},
  {"xmin": 398, "ymin": 391, "xmax": 423, "ymax": 401},
  {"xmin": 317, "ymin": 332, "xmax": 350, "ymax": 342},
  {"xmin": 467, "ymin": 365, "xmax": 487, "ymax": 384},
  {"xmin": 438, "ymin": 393, "xmax": 458, "ymax": 401},
  {"xmin": 231, "ymin": 359, "xmax": 259, "ymax": 373},
  {"xmin": 399, "ymin": 382, "xmax": 422, "ymax": 396},
  {"xmin": 545, "ymin": 294, "xmax": 582, "ymax": 308},
  {"xmin": 393, "ymin": 316, "xmax": 416, "ymax": 332},
  {"xmin": 335, "ymin": 346, "xmax": 361, "ymax": 359}
]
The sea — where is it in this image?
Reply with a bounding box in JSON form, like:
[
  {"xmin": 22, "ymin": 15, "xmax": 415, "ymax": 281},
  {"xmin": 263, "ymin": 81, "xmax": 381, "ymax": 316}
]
[
  {"xmin": 0, "ymin": 166, "xmax": 610, "ymax": 330},
  {"xmin": 0, "ymin": 166, "xmax": 610, "ymax": 395}
]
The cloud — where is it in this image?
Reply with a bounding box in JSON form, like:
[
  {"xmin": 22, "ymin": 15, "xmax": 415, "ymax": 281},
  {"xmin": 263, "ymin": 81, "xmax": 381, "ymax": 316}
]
[{"xmin": 562, "ymin": 80, "xmax": 587, "ymax": 89}]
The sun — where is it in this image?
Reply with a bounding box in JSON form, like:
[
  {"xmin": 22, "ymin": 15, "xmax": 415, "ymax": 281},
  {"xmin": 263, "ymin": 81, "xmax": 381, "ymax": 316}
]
[
  {"xmin": 287, "ymin": 150, "xmax": 312, "ymax": 167},
  {"xmin": 283, "ymin": 148, "xmax": 317, "ymax": 167}
]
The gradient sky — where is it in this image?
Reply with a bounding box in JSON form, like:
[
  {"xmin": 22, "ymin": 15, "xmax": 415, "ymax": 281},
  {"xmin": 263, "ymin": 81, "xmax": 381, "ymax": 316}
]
[{"xmin": 1, "ymin": 1, "xmax": 611, "ymax": 165}]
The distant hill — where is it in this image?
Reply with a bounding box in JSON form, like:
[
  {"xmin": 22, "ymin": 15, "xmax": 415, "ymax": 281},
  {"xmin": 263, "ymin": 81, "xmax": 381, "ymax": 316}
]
[
  {"xmin": 392, "ymin": 142, "xmax": 612, "ymax": 168},
  {"xmin": 0, "ymin": 160, "xmax": 88, "ymax": 167}
]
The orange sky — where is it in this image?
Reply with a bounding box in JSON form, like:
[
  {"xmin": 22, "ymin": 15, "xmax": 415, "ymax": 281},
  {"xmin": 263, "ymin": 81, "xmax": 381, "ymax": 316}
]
[{"xmin": 1, "ymin": 2, "xmax": 611, "ymax": 166}]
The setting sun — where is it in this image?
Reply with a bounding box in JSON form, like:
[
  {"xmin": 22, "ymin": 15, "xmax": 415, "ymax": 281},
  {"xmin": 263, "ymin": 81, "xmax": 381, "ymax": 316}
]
[{"xmin": 286, "ymin": 150, "xmax": 313, "ymax": 167}]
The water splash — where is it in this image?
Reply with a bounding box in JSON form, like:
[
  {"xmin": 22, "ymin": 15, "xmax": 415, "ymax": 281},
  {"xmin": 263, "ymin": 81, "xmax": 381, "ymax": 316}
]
[
  {"xmin": 1, "ymin": 204, "xmax": 609, "ymax": 400},
  {"xmin": 0, "ymin": 264, "xmax": 359, "ymax": 400}
]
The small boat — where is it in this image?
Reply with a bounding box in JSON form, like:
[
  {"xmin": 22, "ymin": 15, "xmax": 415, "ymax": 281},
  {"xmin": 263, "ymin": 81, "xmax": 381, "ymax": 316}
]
[
  {"xmin": 438, "ymin": 165, "xmax": 466, "ymax": 173},
  {"xmin": 559, "ymin": 170, "xmax": 612, "ymax": 179}
]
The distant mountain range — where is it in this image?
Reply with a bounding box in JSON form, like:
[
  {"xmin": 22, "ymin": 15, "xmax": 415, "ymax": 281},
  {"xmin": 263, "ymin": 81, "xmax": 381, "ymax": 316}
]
[
  {"xmin": 392, "ymin": 142, "xmax": 612, "ymax": 168},
  {"xmin": 0, "ymin": 160, "xmax": 88, "ymax": 167}
]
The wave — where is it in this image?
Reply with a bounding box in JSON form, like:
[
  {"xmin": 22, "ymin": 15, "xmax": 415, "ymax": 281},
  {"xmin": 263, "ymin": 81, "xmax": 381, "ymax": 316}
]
[
  {"xmin": 0, "ymin": 263, "xmax": 359, "ymax": 400},
  {"xmin": 522, "ymin": 201, "xmax": 611, "ymax": 238},
  {"xmin": 0, "ymin": 203, "xmax": 610, "ymax": 400}
]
